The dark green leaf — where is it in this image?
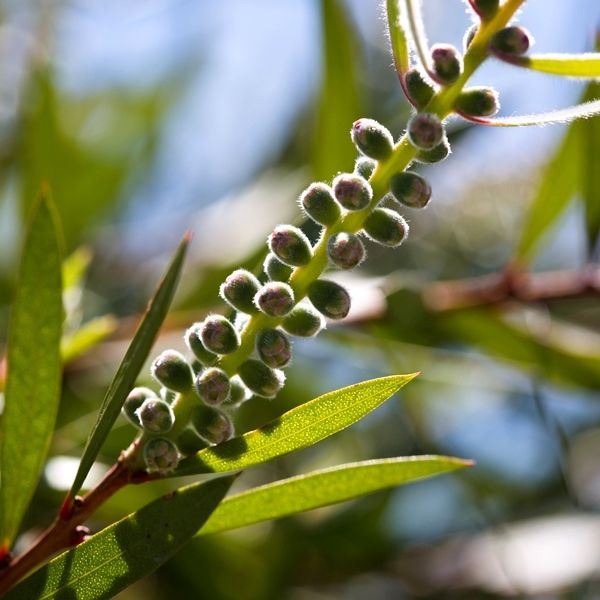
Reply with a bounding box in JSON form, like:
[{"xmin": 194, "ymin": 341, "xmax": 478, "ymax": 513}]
[
  {"xmin": 0, "ymin": 190, "xmax": 63, "ymax": 550},
  {"xmin": 200, "ymin": 456, "xmax": 472, "ymax": 536},
  {"xmin": 7, "ymin": 476, "xmax": 234, "ymax": 600},
  {"xmin": 68, "ymin": 235, "xmax": 189, "ymax": 501},
  {"xmin": 173, "ymin": 374, "xmax": 417, "ymax": 477}
]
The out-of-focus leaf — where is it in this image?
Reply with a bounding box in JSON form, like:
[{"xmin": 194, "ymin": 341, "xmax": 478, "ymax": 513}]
[
  {"xmin": 7, "ymin": 476, "xmax": 235, "ymax": 600},
  {"xmin": 312, "ymin": 0, "xmax": 361, "ymax": 181},
  {"xmin": 61, "ymin": 315, "xmax": 118, "ymax": 363},
  {"xmin": 200, "ymin": 456, "xmax": 472, "ymax": 536},
  {"xmin": 173, "ymin": 374, "xmax": 417, "ymax": 477},
  {"xmin": 62, "ymin": 246, "xmax": 92, "ymax": 291},
  {"xmin": 67, "ymin": 236, "xmax": 188, "ymax": 502},
  {"xmin": 502, "ymin": 53, "xmax": 600, "ymax": 78},
  {"xmin": 0, "ymin": 191, "xmax": 63, "ymax": 551}
]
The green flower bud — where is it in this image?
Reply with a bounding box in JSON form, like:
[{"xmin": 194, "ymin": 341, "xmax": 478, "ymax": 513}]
[
  {"xmin": 407, "ymin": 113, "xmax": 444, "ymax": 150},
  {"xmin": 363, "ymin": 208, "xmax": 409, "ymax": 247},
  {"xmin": 354, "ymin": 156, "xmax": 377, "ymax": 180},
  {"xmin": 143, "ymin": 437, "xmax": 179, "ymax": 473},
  {"xmin": 175, "ymin": 427, "xmax": 208, "ymax": 456},
  {"xmin": 415, "ymin": 137, "xmax": 451, "ymax": 164},
  {"xmin": 327, "ymin": 232, "xmax": 365, "ymax": 269},
  {"xmin": 333, "ymin": 174, "xmax": 372, "ymax": 211},
  {"xmin": 350, "ymin": 118, "xmax": 394, "ymax": 160},
  {"xmin": 200, "ymin": 315, "xmax": 240, "ymax": 354},
  {"xmin": 463, "ymin": 24, "xmax": 478, "ymax": 52},
  {"xmin": 268, "ymin": 225, "xmax": 313, "ymax": 267},
  {"xmin": 220, "ymin": 269, "xmax": 261, "ymax": 314},
  {"xmin": 307, "ymin": 279, "xmax": 351, "ymax": 320},
  {"xmin": 190, "ymin": 404, "xmax": 235, "ymax": 445},
  {"xmin": 404, "ymin": 68, "xmax": 435, "ymax": 110},
  {"xmin": 282, "ymin": 304, "xmax": 325, "ymax": 337},
  {"xmin": 122, "ymin": 387, "xmax": 156, "ymax": 427},
  {"xmin": 255, "ymin": 282, "xmax": 295, "ymax": 317},
  {"xmin": 455, "ymin": 86, "xmax": 499, "ymax": 117},
  {"xmin": 300, "ymin": 182, "xmax": 341, "ymax": 226},
  {"xmin": 238, "ymin": 359, "xmax": 285, "ymax": 399},
  {"xmin": 184, "ymin": 323, "xmax": 218, "ymax": 366},
  {"xmin": 470, "ymin": 0, "xmax": 499, "ymax": 20},
  {"xmin": 431, "ymin": 44, "xmax": 462, "ymax": 85},
  {"xmin": 256, "ymin": 328, "xmax": 292, "ymax": 368},
  {"xmin": 135, "ymin": 397, "xmax": 175, "ymax": 434},
  {"xmin": 151, "ymin": 350, "xmax": 193, "ymax": 392},
  {"xmin": 490, "ymin": 26, "xmax": 531, "ymax": 56},
  {"xmin": 195, "ymin": 367, "xmax": 231, "ymax": 406},
  {"xmin": 222, "ymin": 375, "xmax": 251, "ymax": 408},
  {"xmin": 263, "ymin": 252, "xmax": 293, "ymax": 282},
  {"xmin": 390, "ymin": 172, "xmax": 432, "ymax": 209}
]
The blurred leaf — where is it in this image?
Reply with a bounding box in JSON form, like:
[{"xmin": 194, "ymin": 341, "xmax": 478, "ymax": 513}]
[
  {"xmin": 386, "ymin": 0, "xmax": 410, "ymax": 78},
  {"xmin": 200, "ymin": 456, "xmax": 471, "ymax": 536},
  {"xmin": 68, "ymin": 236, "xmax": 188, "ymax": 501},
  {"xmin": 173, "ymin": 374, "xmax": 417, "ymax": 477},
  {"xmin": 504, "ymin": 53, "xmax": 600, "ymax": 78},
  {"xmin": 61, "ymin": 315, "xmax": 118, "ymax": 363},
  {"xmin": 62, "ymin": 246, "xmax": 92, "ymax": 291},
  {"xmin": 7, "ymin": 476, "xmax": 235, "ymax": 600},
  {"xmin": 0, "ymin": 190, "xmax": 63, "ymax": 550},
  {"xmin": 312, "ymin": 0, "xmax": 361, "ymax": 181}
]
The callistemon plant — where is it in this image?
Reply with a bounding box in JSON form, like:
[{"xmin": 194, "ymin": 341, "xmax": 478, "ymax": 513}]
[{"xmin": 1, "ymin": 1, "xmax": 599, "ymax": 597}]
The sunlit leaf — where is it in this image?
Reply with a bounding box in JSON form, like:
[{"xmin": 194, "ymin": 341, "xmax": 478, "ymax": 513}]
[
  {"xmin": 200, "ymin": 456, "xmax": 472, "ymax": 536},
  {"xmin": 61, "ymin": 315, "xmax": 118, "ymax": 363},
  {"xmin": 386, "ymin": 0, "xmax": 410, "ymax": 79},
  {"xmin": 499, "ymin": 53, "xmax": 600, "ymax": 78},
  {"xmin": 173, "ymin": 374, "xmax": 417, "ymax": 477},
  {"xmin": 67, "ymin": 236, "xmax": 189, "ymax": 502},
  {"xmin": 0, "ymin": 190, "xmax": 63, "ymax": 550},
  {"xmin": 6, "ymin": 476, "xmax": 234, "ymax": 600}
]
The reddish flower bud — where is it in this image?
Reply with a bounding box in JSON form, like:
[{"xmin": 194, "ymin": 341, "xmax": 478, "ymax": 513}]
[
  {"xmin": 268, "ymin": 225, "xmax": 313, "ymax": 267},
  {"xmin": 191, "ymin": 404, "xmax": 234, "ymax": 445},
  {"xmin": 363, "ymin": 208, "xmax": 409, "ymax": 247},
  {"xmin": 455, "ymin": 86, "xmax": 499, "ymax": 117},
  {"xmin": 407, "ymin": 113, "xmax": 444, "ymax": 150},
  {"xmin": 300, "ymin": 182, "xmax": 341, "ymax": 226},
  {"xmin": 143, "ymin": 437, "xmax": 179, "ymax": 473},
  {"xmin": 431, "ymin": 44, "xmax": 463, "ymax": 85},
  {"xmin": 135, "ymin": 398, "xmax": 175, "ymax": 434},
  {"xmin": 327, "ymin": 232, "xmax": 365, "ymax": 269},
  {"xmin": 333, "ymin": 174, "xmax": 372, "ymax": 211},
  {"xmin": 390, "ymin": 172, "xmax": 432, "ymax": 209},
  {"xmin": 351, "ymin": 118, "xmax": 394, "ymax": 160},
  {"xmin": 256, "ymin": 328, "xmax": 292, "ymax": 368},
  {"xmin": 200, "ymin": 315, "xmax": 240, "ymax": 354},
  {"xmin": 308, "ymin": 279, "xmax": 351, "ymax": 320},
  {"xmin": 255, "ymin": 282, "xmax": 295, "ymax": 317},
  {"xmin": 122, "ymin": 387, "xmax": 156, "ymax": 427},
  {"xmin": 151, "ymin": 350, "xmax": 193, "ymax": 392},
  {"xmin": 238, "ymin": 359, "xmax": 285, "ymax": 398},
  {"xmin": 490, "ymin": 26, "xmax": 531, "ymax": 56},
  {"xmin": 195, "ymin": 367, "xmax": 231, "ymax": 406},
  {"xmin": 404, "ymin": 68, "xmax": 435, "ymax": 110},
  {"xmin": 470, "ymin": 0, "xmax": 499, "ymax": 21},
  {"xmin": 220, "ymin": 269, "xmax": 261, "ymax": 314},
  {"xmin": 185, "ymin": 323, "xmax": 218, "ymax": 366}
]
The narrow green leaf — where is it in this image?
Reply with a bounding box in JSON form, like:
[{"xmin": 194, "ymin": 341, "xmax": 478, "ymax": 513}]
[
  {"xmin": 403, "ymin": 0, "xmax": 431, "ymax": 74},
  {"xmin": 514, "ymin": 122, "xmax": 580, "ymax": 263},
  {"xmin": 312, "ymin": 0, "xmax": 361, "ymax": 181},
  {"xmin": 173, "ymin": 374, "xmax": 417, "ymax": 477},
  {"xmin": 199, "ymin": 456, "xmax": 472, "ymax": 536},
  {"xmin": 386, "ymin": 0, "xmax": 410, "ymax": 78},
  {"xmin": 68, "ymin": 235, "xmax": 189, "ymax": 501},
  {"xmin": 502, "ymin": 53, "xmax": 600, "ymax": 78},
  {"xmin": 6, "ymin": 476, "xmax": 234, "ymax": 600},
  {"xmin": 0, "ymin": 190, "xmax": 63, "ymax": 550},
  {"xmin": 60, "ymin": 315, "xmax": 118, "ymax": 363}
]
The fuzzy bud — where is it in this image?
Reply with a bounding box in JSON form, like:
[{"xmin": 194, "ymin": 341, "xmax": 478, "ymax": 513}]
[
  {"xmin": 191, "ymin": 404, "xmax": 234, "ymax": 445},
  {"xmin": 333, "ymin": 174, "xmax": 372, "ymax": 211},
  {"xmin": 200, "ymin": 315, "xmax": 240, "ymax": 355},
  {"xmin": 431, "ymin": 44, "xmax": 462, "ymax": 85},
  {"xmin": 256, "ymin": 328, "xmax": 292, "ymax": 368},
  {"xmin": 363, "ymin": 208, "xmax": 409, "ymax": 247},
  {"xmin": 282, "ymin": 304, "xmax": 325, "ymax": 337},
  {"xmin": 350, "ymin": 118, "xmax": 394, "ymax": 160},
  {"xmin": 185, "ymin": 323, "xmax": 218, "ymax": 366},
  {"xmin": 255, "ymin": 282, "xmax": 295, "ymax": 317},
  {"xmin": 263, "ymin": 253, "xmax": 293, "ymax": 282},
  {"xmin": 470, "ymin": 0, "xmax": 499, "ymax": 20},
  {"xmin": 151, "ymin": 350, "xmax": 193, "ymax": 392},
  {"xmin": 416, "ymin": 137, "xmax": 451, "ymax": 164},
  {"xmin": 407, "ymin": 113, "xmax": 444, "ymax": 151},
  {"xmin": 300, "ymin": 182, "xmax": 341, "ymax": 226},
  {"xmin": 195, "ymin": 367, "xmax": 231, "ymax": 406},
  {"xmin": 238, "ymin": 359, "xmax": 285, "ymax": 398},
  {"xmin": 268, "ymin": 225, "xmax": 312, "ymax": 267},
  {"xmin": 122, "ymin": 387, "xmax": 156, "ymax": 427},
  {"xmin": 490, "ymin": 26, "xmax": 531, "ymax": 56},
  {"xmin": 390, "ymin": 172, "xmax": 432, "ymax": 209},
  {"xmin": 175, "ymin": 428, "xmax": 208, "ymax": 455},
  {"xmin": 222, "ymin": 375, "xmax": 251, "ymax": 408},
  {"xmin": 463, "ymin": 24, "xmax": 478, "ymax": 52},
  {"xmin": 308, "ymin": 280, "xmax": 351, "ymax": 320},
  {"xmin": 404, "ymin": 69, "xmax": 435, "ymax": 110},
  {"xmin": 220, "ymin": 269, "xmax": 261, "ymax": 314},
  {"xmin": 327, "ymin": 232, "xmax": 365, "ymax": 269},
  {"xmin": 143, "ymin": 437, "xmax": 179, "ymax": 473},
  {"xmin": 135, "ymin": 398, "xmax": 175, "ymax": 434},
  {"xmin": 354, "ymin": 156, "xmax": 377, "ymax": 180},
  {"xmin": 455, "ymin": 86, "xmax": 499, "ymax": 117}
]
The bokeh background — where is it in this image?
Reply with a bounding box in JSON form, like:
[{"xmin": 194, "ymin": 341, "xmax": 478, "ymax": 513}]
[{"xmin": 1, "ymin": 0, "xmax": 600, "ymax": 598}]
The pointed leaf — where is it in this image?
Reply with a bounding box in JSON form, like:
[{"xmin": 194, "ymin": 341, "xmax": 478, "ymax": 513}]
[
  {"xmin": 0, "ymin": 191, "xmax": 63, "ymax": 551},
  {"xmin": 173, "ymin": 374, "xmax": 417, "ymax": 477},
  {"xmin": 386, "ymin": 0, "xmax": 410, "ymax": 78},
  {"xmin": 403, "ymin": 0, "xmax": 431, "ymax": 74},
  {"xmin": 6, "ymin": 476, "xmax": 234, "ymax": 600},
  {"xmin": 200, "ymin": 456, "xmax": 472, "ymax": 536},
  {"xmin": 67, "ymin": 235, "xmax": 189, "ymax": 501},
  {"xmin": 499, "ymin": 53, "xmax": 600, "ymax": 79}
]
